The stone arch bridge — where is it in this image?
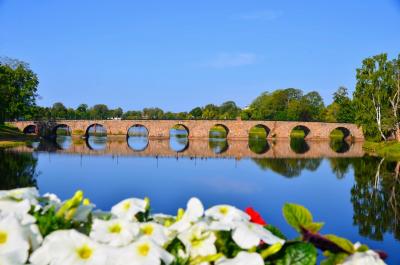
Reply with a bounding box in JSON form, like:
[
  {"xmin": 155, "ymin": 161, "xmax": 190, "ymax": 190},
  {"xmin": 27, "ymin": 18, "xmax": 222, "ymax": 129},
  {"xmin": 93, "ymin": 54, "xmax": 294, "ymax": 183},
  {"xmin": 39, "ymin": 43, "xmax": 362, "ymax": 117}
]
[{"xmin": 9, "ymin": 120, "xmax": 364, "ymax": 140}]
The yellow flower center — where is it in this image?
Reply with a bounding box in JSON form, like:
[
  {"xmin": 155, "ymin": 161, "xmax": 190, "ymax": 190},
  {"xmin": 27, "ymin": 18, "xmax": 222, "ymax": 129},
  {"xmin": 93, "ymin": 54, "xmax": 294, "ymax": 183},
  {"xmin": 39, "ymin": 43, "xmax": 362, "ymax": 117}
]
[
  {"xmin": 76, "ymin": 244, "xmax": 93, "ymax": 260},
  {"xmin": 219, "ymin": 206, "xmax": 229, "ymax": 215},
  {"xmin": 108, "ymin": 223, "xmax": 122, "ymax": 234},
  {"xmin": 137, "ymin": 243, "xmax": 150, "ymax": 257},
  {"xmin": 123, "ymin": 202, "xmax": 131, "ymax": 211},
  {"xmin": 0, "ymin": 231, "xmax": 8, "ymax": 244},
  {"xmin": 141, "ymin": 225, "xmax": 154, "ymax": 235},
  {"xmin": 190, "ymin": 235, "xmax": 203, "ymax": 247}
]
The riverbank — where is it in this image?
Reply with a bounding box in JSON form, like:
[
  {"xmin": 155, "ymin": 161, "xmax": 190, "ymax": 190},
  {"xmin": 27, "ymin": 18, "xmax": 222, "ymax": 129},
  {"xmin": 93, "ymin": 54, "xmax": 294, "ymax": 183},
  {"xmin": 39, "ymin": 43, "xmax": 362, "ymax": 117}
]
[
  {"xmin": 0, "ymin": 124, "xmax": 38, "ymax": 148},
  {"xmin": 363, "ymin": 141, "xmax": 400, "ymax": 160}
]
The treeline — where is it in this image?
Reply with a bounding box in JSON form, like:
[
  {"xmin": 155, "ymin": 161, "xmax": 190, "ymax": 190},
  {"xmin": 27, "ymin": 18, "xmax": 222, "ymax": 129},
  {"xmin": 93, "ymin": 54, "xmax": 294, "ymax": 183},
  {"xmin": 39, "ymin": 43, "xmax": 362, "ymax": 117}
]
[
  {"xmin": 2, "ymin": 53, "xmax": 400, "ymax": 142},
  {"xmin": 25, "ymin": 88, "xmax": 354, "ymax": 123}
]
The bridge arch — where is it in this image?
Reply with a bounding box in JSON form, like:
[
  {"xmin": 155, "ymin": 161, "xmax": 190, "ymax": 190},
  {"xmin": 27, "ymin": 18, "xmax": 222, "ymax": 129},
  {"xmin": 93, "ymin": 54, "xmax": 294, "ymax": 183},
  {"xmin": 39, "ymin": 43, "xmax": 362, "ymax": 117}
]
[
  {"xmin": 85, "ymin": 123, "xmax": 107, "ymax": 137},
  {"xmin": 23, "ymin": 124, "xmax": 38, "ymax": 135},
  {"xmin": 169, "ymin": 124, "xmax": 189, "ymax": 152},
  {"xmin": 127, "ymin": 124, "xmax": 149, "ymax": 151},
  {"xmin": 52, "ymin": 124, "xmax": 72, "ymax": 136},
  {"xmin": 330, "ymin": 127, "xmax": 352, "ymax": 140},
  {"xmin": 290, "ymin": 125, "xmax": 311, "ymax": 139},
  {"xmin": 209, "ymin": 124, "xmax": 229, "ymax": 139}
]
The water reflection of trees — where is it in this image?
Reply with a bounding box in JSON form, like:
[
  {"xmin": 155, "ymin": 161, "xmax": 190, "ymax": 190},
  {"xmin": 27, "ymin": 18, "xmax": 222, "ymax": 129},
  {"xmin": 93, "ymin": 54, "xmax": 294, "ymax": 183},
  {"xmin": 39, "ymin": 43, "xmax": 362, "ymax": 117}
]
[
  {"xmin": 251, "ymin": 158, "xmax": 322, "ymax": 178},
  {"xmin": 0, "ymin": 150, "xmax": 38, "ymax": 189},
  {"xmin": 351, "ymin": 157, "xmax": 400, "ymax": 241}
]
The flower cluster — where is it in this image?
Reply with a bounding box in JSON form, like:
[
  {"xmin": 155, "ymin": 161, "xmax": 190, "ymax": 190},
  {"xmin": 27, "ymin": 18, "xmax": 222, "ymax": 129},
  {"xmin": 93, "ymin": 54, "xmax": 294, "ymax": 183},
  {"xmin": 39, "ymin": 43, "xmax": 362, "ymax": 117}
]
[{"xmin": 0, "ymin": 187, "xmax": 387, "ymax": 265}]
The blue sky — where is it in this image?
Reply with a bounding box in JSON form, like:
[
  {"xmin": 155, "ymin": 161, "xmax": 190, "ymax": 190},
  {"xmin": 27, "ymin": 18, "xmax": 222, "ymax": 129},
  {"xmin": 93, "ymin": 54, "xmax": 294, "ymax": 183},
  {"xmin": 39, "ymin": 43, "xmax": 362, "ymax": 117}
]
[{"xmin": 1, "ymin": 0, "xmax": 399, "ymax": 111}]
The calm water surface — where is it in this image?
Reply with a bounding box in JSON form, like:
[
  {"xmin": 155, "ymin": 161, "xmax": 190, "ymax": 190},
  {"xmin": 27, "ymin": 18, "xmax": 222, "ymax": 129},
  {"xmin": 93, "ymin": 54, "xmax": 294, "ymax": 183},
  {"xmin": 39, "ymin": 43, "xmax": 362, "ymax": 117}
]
[{"xmin": 1, "ymin": 135, "xmax": 399, "ymax": 264}]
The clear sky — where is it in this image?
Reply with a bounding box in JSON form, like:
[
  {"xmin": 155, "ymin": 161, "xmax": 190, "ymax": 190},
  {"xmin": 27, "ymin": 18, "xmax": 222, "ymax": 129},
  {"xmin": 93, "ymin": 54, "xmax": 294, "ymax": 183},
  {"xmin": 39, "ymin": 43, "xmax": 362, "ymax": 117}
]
[{"xmin": 1, "ymin": 0, "xmax": 399, "ymax": 112}]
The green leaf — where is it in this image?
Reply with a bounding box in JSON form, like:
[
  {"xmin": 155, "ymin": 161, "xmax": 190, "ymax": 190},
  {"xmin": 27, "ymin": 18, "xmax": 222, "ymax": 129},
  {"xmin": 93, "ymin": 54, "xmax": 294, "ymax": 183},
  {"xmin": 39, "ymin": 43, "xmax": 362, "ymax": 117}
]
[
  {"xmin": 265, "ymin": 224, "xmax": 287, "ymax": 240},
  {"xmin": 320, "ymin": 252, "xmax": 348, "ymax": 265},
  {"xmin": 324, "ymin": 234, "xmax": 355, "ymax": 254},
  {"xmin": 271, "ymin": 242, "xmax": 317, "ymax": 265},
  {"xmin": 302, "ymin": 222, "xmax": 324, "ymax": 233},
  {"xmin": 282, "ymin": 203, "xmax": 313, "ymax": 232}
]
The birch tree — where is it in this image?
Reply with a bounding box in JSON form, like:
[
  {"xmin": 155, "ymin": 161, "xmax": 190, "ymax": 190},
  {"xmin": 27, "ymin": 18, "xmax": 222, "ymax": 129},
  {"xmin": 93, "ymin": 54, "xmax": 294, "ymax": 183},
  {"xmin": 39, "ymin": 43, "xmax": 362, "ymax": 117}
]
[{"xmin": 354, "ymin": 54, "xmax": 392, "ymax": 141}]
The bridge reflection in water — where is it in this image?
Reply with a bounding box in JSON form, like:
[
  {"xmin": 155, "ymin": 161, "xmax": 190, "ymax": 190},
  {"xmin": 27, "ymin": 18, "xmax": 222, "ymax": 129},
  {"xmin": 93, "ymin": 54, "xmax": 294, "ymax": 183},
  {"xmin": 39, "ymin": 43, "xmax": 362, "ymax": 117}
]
[{"xmin": 16, "ymin": 136, "xmax": 364, "ymax": 159}]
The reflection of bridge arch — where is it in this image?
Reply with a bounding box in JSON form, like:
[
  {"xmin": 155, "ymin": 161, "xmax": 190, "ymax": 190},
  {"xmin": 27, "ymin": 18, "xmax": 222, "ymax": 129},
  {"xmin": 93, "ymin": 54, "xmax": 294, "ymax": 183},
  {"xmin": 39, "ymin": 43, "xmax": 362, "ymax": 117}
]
[
  {"xmin": 169, "ymin": 124, "xmax": 189, "ymax": 152},
  {"xmin": 23, "ymin": 124, "xmax": 38, "ymax": 134},
  {"xmin": 127, "ymin": 124, "xmax": 149, "ymax": 152},
  {"xmin": 86, "ymin": 123, "xmax": 107, "ymax": 137},
  {"xmin": 290, "ymin": 138, "xmax": 310, "ymax": 154}
]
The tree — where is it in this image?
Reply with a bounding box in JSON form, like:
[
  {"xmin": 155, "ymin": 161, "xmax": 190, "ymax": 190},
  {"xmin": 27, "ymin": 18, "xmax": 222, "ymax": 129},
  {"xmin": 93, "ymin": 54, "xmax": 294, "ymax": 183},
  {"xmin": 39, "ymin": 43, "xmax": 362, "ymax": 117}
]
[
  {"xmin": 330, "ymin": 86, "xmax": 355, "ymax": 123},
  {"xmin": 76, "ymin": 104, "xmax": 89, "ymax": 119},
  {"xmin": 219, "ymin": 101, "xmax": 240, "ymax": 119},
  {"xmin": 91, "ymin": 104, "xmax": 109, "ymax": 119},
  {"xmin": 189, "ymin": 107, "xmax": 203, "ymax": 119},
  {"xmin": 52, "ymin": 102, "xmax": 67, "ymax": 119},
  {"xmin": 0, "ymin": 58, "xmax": 39, "ymax": 123},
  {"xmin": 142, "ymin": 108, "xmax": 164, "ymax": 119},
  {"xmin": 389, "ymin": 55, "xmax": 400, "ymax": 140},
  {"xmin": 112, "ymin": 107, "xmax": 123, "ymax": 118},
  {"xmin": 354, "ymin": 54, "xmax": 395, "ymax": 141}
]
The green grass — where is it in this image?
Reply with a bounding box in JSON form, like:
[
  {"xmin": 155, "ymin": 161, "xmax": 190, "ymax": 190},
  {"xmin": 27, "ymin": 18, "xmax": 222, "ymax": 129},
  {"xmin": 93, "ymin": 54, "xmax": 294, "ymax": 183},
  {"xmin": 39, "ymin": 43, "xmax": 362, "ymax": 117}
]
[
  {"xmin": 0, "ymin": 124, "xmax": 37, "ymax": 149},
  {"xmin": 249, "ymin": 126, "xmax": 268, "ymax": 138},
  {"xmin": 290, "ymin": 129, "xmax": 306, "ymax": 138},
  {"xmin": 363, "ymin": 141, "xmax": 400, "ymax": 160},
  {"xmin": 329, "ymin": 129, "xmax": 345, "ymax": 139},
  {"xmin": 209, "ymin": 126, "xmax": 227, "ymax": 138}
]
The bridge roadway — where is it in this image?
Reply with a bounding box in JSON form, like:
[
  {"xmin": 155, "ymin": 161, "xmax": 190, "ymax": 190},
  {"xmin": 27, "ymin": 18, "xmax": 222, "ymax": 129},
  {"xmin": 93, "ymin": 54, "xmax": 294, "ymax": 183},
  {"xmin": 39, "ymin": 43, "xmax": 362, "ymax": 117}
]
[
  {"xmin": 9, "ymin": 120, "xmax": 364, "ymax": 140},
  {"xmin": 12, "ymin": 138, "xmax": 365, "ymax": 159}
]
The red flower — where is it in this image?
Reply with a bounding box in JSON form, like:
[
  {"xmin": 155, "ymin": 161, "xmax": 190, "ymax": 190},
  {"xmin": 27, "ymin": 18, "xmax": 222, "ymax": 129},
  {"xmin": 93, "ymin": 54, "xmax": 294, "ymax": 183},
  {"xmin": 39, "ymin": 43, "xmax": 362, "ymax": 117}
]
[{"xmin": 245, "ymin": 207, "xmax": 267, "ymax": 225}]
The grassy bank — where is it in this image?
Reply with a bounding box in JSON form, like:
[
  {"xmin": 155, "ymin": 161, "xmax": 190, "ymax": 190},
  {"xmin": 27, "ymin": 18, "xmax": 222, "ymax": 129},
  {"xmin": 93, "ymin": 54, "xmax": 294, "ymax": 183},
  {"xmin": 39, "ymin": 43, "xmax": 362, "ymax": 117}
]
[
  {"xmin": 363, "ymin": 141, "xmax": 400, "ymax": 160},
  {"xmin": 0, "ymin": 124, "xmax": 36, "ymax": 148}
]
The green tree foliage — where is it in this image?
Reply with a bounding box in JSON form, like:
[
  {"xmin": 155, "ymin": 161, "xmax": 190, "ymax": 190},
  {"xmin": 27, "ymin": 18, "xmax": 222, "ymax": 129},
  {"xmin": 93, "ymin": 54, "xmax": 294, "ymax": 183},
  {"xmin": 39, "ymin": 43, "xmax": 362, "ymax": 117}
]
[
  {"xmin": 354, "ymin": 53, "xmax": 400, "ymax": 141},
  {"xmin": 90, "ymin": 104, "xmax": 109, "ymax": 119},
  {"xmin": 0, "ymin": 58, "xmax": 39, "ymax": 123},
  {"xmin": 247, "ymin": 89, "xmax": 324, "ymax": 121},
  {"xmin": 189, "ymin": 107, "xmax": 203, "ymax": 119},
  {"xmin": 325, "ymin": 87, "xmax": 355, "ymax": 123},
  {"xmin": 51, "ymin": 102, "xmax": 67, "ymax": 119}
]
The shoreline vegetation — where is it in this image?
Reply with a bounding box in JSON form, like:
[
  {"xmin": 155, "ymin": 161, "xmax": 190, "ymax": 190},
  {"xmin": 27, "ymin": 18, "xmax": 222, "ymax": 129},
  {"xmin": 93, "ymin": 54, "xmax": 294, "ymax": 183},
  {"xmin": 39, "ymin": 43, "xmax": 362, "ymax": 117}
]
[
  {"xmin": 0, "ymin": 124, "xmax": 38, "ymax": 149},
  {"xmin": 363, "ymin": 141, "xmax": 400, "ymax": 161}
]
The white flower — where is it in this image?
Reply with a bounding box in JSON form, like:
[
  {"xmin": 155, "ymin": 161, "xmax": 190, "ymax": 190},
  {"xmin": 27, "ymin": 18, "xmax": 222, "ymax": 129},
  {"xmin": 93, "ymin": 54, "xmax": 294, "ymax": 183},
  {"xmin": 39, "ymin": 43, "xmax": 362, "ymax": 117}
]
[
  {"xmin": 205, "ymin": 205, "xmax": 249, "ymax": 224},
  {"xmin": 90, "ymin": 218, "xmax": 139, "ymax": 247},
  {"xmin": 170, "ymin": 197, "xmax": 204, "ymax": 232},
  {"xmin": 178, "ymin": 223, "xmax": 217, "ymax": 258},
  {"xmin": 139, "ymin": 222, "xmax": 170, "ymax": 245},
  {"xmin": 23, "ymin": 223, "xmax": 43, "ymax": 251},
  {"xmin": 116, "ymin": 237, "xmax": 174, "ymax": 265},
  {"xmin": 111, "ymin": 198, "xmax": 147, "ymax": 220},
  {"xmin": 30, "ymin": 230, "xmax": 109, "ymax": 265},
  {"xmin": 0, "ymin": 187, "xmax": 39, "ymax": 205},
  {"xmin": 43, "ymin": 193, "xmax": 62, "ymax": 204},
  {"xmin": 232, "ymin": 221, "xmax": 285, "ymax": 249},
  {"xmin": 0, "ymin": 215, "xmax": 30, "ymax": 265},
  {"xmin": 341, "ymin": 250, "xmax": 387, "ymax": 265},
  {"xmin": 216, "ymin": 251, "xmax": 264, "ymax": 265},
  {"xmin": 0, "ymin": 199, "xmax": 35, "ymax": 225}
]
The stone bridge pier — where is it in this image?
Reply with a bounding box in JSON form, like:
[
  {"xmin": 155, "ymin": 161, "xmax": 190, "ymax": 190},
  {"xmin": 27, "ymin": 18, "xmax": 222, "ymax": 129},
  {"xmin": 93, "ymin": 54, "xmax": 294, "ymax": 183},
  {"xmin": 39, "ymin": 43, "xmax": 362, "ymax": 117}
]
[{"xmin": 8, "ymin": 119, "xmax": 364, "ymax": 140}]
